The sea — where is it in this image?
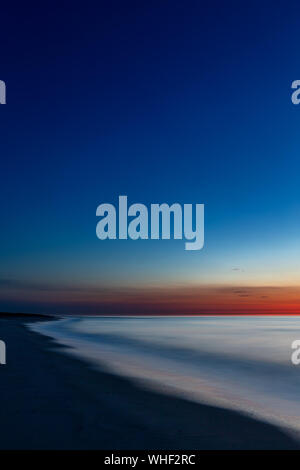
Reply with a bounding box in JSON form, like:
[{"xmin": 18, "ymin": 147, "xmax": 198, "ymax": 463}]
[{"xmin": 29, "ymin": 315, "xmax": 300, "ymax": 438}]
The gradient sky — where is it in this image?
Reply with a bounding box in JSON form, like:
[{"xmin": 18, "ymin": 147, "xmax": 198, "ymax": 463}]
[{"xmin": 1, "ymin": 1, "xmax": 300, "ymax": 314}]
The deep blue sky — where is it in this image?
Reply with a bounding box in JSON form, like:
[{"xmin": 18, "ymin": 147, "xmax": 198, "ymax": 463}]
[{"xmin": 1, "ymin": 1, "xmax": 300, "ymax": 314}]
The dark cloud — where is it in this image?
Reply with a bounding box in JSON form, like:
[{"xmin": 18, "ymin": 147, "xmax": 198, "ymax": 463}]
[{"xmin": 0, "ymin": 279, "xmax": 80, "ymax": 292}]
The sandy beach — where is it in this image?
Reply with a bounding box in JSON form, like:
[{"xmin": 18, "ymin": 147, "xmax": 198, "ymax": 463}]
[{"xmin": 0, "ymin": 314, "xmax": 299, "ymax": 450}]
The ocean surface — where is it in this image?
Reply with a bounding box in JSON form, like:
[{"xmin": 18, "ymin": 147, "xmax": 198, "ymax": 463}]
[{"xmin": 29, "ymin": 316, "xmax": 300, "ymax": 437}]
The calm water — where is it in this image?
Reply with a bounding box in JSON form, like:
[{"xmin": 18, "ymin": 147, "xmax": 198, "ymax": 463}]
[{"xmin": 29, "ymin": 316, "xmax": 300, "ymax": 436}]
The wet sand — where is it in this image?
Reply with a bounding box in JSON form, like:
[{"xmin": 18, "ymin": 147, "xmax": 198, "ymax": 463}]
[{"xmin": 0, "ymin": 314, "xmax": 299, "ymax": 450}]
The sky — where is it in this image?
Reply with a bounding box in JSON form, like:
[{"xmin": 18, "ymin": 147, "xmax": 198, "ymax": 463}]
[{"xmin": 1, "ymin": 1, "xmax": 300, "ymax": 315}]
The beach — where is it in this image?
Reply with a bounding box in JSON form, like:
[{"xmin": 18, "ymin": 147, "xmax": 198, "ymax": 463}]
[{"xmin": 0, "ymin": 314, "xmax": 299, "ymax": 450}]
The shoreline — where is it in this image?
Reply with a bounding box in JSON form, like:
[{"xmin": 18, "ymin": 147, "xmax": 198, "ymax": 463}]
[{"xmin": 0, "ymin": 315, "xmax": 299, "ymax": 450}]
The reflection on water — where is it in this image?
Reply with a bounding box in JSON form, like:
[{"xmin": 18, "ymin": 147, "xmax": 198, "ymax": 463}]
[{"xmin": 29, "ymin": 316, "xmax": 300, "ymax": 436}]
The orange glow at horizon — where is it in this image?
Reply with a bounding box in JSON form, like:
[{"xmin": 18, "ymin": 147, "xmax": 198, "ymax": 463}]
[{"xmin": 2, "ymin": 282, "xmax": 300, "ymax": 315}]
